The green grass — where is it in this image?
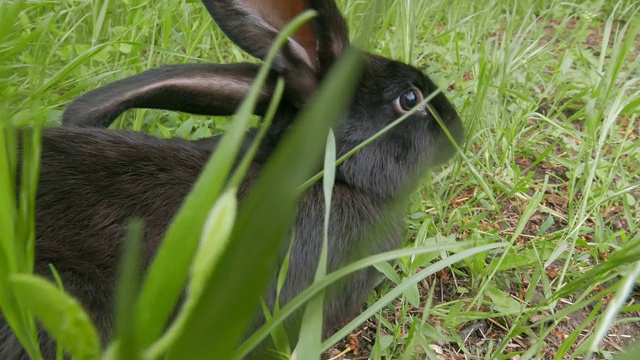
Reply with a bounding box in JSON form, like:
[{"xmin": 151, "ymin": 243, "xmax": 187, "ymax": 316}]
[{"xmin": 1, "ymin": 0, "xmax": 639, "ymax": 359}]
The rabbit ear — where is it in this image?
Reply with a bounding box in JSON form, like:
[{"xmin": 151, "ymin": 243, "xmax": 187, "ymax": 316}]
[
  {"xmin": 64, "ymin": 1, "xmax": 352, "ymax": 128},
  {"xmin": 307, "ymin": 0, "xmax": 350, "ymax": 77},
  {"xmin": 62, "ymin": 63, "xmax": 276, "ymax": 128},
  {"xmin": 201, "ymin": 0, "xmax": 350, "ymax": 101},
  {"xmin": 202, "ymin": 0, "xmax": 317, "ymax": 69}
]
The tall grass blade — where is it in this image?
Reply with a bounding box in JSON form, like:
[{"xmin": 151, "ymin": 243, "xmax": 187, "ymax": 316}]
[
  {"xmin": 144, "ymin": 189, "xmax": 237, "ymax": 359},
  {"xmin": 0, "ymin": 127, "xmax": 43, "ymax": 360},
  {"xmin": 132, "ymin": 11, "xmax": 318, "ymax": 349},
  {"xmin": 16, "ymin": 127, "xmax": 41, "ymax": 273},
  {"xmin": 113, "ymin": 219, "xmax": 144, "ymax": 360},
  {"xmin": 294, "ymin": 130, "xmax": 337, "ymax": 359},
  {"xmin": 585, "ymin": 262, "xmax": 640, "ymax": 360},
  {"xmin": 0, "ymin": 129, "xmax": 17, "ymax": 274}
]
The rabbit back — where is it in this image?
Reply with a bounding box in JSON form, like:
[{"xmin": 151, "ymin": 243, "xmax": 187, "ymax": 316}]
[{"xmin": 1, "ymin": 128, "xmax": 214, "ymax": 359}]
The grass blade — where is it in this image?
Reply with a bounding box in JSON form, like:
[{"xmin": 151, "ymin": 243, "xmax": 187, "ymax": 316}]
[
  {"xmin": 294, "ymin": 130, "xmax": 337, "ymax": 359},
  {"xmin": 585, "ymin": 262, "xmax": 640, "ymax": 360},
  {"xmin": 0, "ymin": 127, "xmax": 43, "ymax": 360},
  {"xmin": 132, "ymin": 11, "xmax": 318, "ymax": 349},
  {"xmin": 113, "ymin": 219, "xmax": 144, "ymax": 360}
]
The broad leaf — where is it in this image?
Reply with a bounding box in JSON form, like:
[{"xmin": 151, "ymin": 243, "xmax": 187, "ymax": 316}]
[{"xmin": 10, "ymin": 274, "xmax": 101, "ymax": 360}]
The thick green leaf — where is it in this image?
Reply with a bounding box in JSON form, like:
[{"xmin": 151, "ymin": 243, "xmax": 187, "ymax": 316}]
[
  {"xmin": 16, "ymin": 127, "xmax": 41, "ymax": 273},
  {"xmin": 190, "ymin": 189, "xmax": 238, "ymax": 299},
  {"xmin": 10, "ymin": 274, "xmax": 101, "ymax": 360},
  {"xmin": 0, "ymin": 127, "xmax": 44, "ymax": 360},
  {"xmin": 0, "ymin": 127, "xmax": 17, "ymax": 275},
  {"xmin": 131, "ymin": 12, "xmax": 308, "ymax": 348},
  {"xmin": 228, "ymin": 78, "xmax": 285, "ymax": 189},
  {"xmin": 144, "ymin": 189, "xmax": 237, "ymax": 358},
  {"xmin": 166, "ymin": 48, "xmax": 364, "ymax": 360},
  {"xmin": 113, "ymin": 220, "xmax": 144, "ymax": 360}
]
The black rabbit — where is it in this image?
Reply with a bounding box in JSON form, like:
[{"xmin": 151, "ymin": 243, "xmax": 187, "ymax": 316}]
[{"xmin": 0, "ymin": 0, "xmax": 464, "ymax": 359}]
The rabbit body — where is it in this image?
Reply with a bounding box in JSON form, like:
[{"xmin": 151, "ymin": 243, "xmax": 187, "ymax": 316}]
[
  {"xmin": 1, "ymin": 125, "xmax": 404, "ymax": 359},
  {"xmin": 0, "ymin": 0, "xmax": 464, "ymax": 358},
  {"xmin": 1, "ymin": 129, "xmax": 210, "ymax": 359}
]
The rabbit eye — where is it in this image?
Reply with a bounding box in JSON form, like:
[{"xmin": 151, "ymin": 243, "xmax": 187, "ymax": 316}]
[{"xmin": 393, "ymin": 87, "xmax": 424, "ymax": 114}]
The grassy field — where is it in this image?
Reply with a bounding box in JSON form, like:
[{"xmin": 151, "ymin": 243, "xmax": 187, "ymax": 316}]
[{"xmin": 1, "ymin": 0, "xmax": 639, "ymax": 359}]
